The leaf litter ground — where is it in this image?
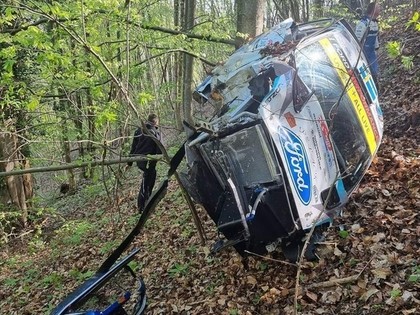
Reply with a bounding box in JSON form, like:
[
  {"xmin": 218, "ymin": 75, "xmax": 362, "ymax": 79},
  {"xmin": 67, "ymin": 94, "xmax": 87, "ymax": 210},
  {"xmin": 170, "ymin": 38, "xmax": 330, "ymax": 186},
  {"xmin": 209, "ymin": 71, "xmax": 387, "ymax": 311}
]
[{"xmin": 1, "ymin": 14, "xmax": 419, "ymax": 315}]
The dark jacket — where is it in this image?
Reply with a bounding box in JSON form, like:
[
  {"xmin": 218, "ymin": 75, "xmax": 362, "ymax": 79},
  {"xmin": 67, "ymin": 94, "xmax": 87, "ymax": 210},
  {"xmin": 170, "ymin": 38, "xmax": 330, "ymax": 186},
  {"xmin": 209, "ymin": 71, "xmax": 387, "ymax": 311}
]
[{"xmin": 129, "ymin": 122, "xmax": 162, "ymax": 170}]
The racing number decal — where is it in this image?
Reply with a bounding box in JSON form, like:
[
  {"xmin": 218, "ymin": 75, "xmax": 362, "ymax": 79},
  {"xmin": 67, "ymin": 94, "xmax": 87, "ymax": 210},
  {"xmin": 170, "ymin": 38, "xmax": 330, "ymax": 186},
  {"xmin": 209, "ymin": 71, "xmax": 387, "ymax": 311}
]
[{"xmin": 319, "ymin": 38, "xmax": 378, "ymax": 155}]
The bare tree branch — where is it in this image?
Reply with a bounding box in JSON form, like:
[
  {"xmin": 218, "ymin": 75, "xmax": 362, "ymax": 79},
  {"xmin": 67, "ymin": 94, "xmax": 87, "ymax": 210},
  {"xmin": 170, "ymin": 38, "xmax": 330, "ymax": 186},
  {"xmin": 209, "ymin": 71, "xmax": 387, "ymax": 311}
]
[
  {"xmin": 134, "ymin": 48, "xmax": 217, "ymax": 67},
  {"xmin": 0, "ymin": 155, "xmax": 164, "ymax": 177}
]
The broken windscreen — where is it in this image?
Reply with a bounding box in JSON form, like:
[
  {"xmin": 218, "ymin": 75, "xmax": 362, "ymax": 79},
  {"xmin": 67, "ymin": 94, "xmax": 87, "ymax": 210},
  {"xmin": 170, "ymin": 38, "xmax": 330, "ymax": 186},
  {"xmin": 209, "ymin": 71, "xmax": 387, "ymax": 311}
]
[{"xmin": 295, "ymin": 40, "xmax": 371, "ymax": 193}]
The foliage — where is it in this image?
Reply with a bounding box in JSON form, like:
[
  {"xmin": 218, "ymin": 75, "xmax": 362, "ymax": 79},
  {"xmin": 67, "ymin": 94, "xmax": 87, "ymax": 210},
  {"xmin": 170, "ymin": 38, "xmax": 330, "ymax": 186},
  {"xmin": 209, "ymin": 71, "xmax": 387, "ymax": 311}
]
[
  {"xmin": 338, "ymin": 229, "xmax": 350, "ymax": 239},
  {"xmin": 322, "ymin": 4, "xmax": 354, "ymax": 21},
  {"xmin": 55, "ymin": 220, "xmax": 94, "ymax": 246},
  {"xmin": 168, "ymin": 262, "xmax": 190, "ymax": 277},
  {"xmin": 406, "ymin": 11, "xmax": 420, "ymax": 31},
  {"xmin": 386, "ymin": 40, "xmax": 401, "ymax": 58},
  {"xmin": 385, "ymin": 11, "xmax": 419, "ymax": 70},
  {"xmin": 0, "ymin": 209, "xmax": 21, "ymax": 243},
  {"xmin": 0, "ymin": 0, "xmax": 238, "ymax": 232},
  {"xmin": 408, "ymin": 266, "xmax": 420, "ymax": 283}
]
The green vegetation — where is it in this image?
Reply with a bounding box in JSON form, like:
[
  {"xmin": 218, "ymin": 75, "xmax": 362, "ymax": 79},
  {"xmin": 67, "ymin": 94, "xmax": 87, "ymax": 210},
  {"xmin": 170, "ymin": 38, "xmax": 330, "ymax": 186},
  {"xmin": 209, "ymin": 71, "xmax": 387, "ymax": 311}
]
[
  {"xmin": 168, "ymin": 262, "xmax": 190, "ymax": 277},
  {"xmin": 408, "ymin": 266, "xmax": 420, "ymax": 283},
  {"xmin": 385, "ymin": 11, "xmax": 419, "ymax": 70},
  {"xmin": 390, "ymin": 288, "xmax": 402, "ymax": 299},
  {"xmin": 338, "ymin": 229, "xmax": 350, "ymax": 239}
]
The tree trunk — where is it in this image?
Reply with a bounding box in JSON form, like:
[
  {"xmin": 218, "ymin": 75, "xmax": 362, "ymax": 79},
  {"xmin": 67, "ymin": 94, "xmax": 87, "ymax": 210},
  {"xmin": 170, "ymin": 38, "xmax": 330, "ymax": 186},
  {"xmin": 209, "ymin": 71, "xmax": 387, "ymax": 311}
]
[
  {"xmin": 313, "ymin": 0, "xmax": 324, "ymax": 18},
  {"xmin": 236, "ymin": 0, "xmax": 266, "ymax": 48},
  {"xmin": 0, "ymin": 5, "xmax": 34, "ymax": 225},
  {"xmin": 86, "ymin": 86, "xmax": 96, "ymax": 180},
  {"xmin": 173, "ymin": 0, "xmax": 184, "ymax": 129},
  {"xmin": 61, "ymin": 108, "xmax": 77, "ymax": 191},
  {"xmin": 0, "ymin": 129, "xmax": 32, "ymax": 226},
  {"xmin": 305, "ymin": 0, "xmax": 310, "ymax": 22},
  {"xmin": 175, "ymin": 52, "xmax": 184, "ymax": 130},
  {"xmin": 289, "ymin": 0, "xmax": 300, "ymax": 21},
  {"xmin": 181, "ymin": 0, "xmax": 196, "ymax": 125}
]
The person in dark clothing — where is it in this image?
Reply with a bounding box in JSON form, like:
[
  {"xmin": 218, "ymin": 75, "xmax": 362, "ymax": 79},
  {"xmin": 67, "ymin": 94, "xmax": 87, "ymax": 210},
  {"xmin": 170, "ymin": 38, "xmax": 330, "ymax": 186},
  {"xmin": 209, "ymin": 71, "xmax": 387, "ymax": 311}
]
[
  {"xmin": 128, "ymin": 114, "xmax": 162, "ymax": 212},
  {"xmin": 355, "ymin": 2, "xmax": 381, "ymax": 88}
]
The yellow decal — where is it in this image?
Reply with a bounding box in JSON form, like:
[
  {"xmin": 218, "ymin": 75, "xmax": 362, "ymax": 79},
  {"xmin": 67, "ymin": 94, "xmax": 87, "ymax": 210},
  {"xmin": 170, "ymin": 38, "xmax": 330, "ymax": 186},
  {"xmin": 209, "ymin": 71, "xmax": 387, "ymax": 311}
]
[{"xmin": 319, "ymin": 38, "xmax": 377, "ymax": 155}]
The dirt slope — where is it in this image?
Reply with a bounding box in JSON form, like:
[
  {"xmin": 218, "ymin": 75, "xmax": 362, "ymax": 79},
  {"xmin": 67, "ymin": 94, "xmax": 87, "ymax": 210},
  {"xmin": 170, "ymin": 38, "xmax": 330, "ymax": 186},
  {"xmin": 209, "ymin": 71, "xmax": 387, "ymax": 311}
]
[{"xmin": 0, "ymin": 11, "xmax": 419, "ymax": 315}]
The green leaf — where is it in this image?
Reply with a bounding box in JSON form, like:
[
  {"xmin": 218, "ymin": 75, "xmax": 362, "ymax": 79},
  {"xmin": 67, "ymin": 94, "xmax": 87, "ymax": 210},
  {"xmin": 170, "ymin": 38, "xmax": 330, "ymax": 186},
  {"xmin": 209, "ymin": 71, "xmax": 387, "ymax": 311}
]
[
  {"xmin": 4, "ymin": 278, "xmax": 18, "ymax": 287},
  {"xmin": 390, "ymin": 289, "xmax": 401, "ymax": 298},
  {"xmin": 0, "ymin": 45, "xmax": 16, "ymax": 59},
  {"xmin": 408, "ymin": 266, "xmax": 420, "ymax": 282},
  {"xmin": 401, "ymin": 55, "xmax": 414, "ymax": 70},
  {"xmin": 386, "ymin": 41, "xmax": 401, "ymax": 59},
  {"xmin": 408, "ymin": 274, "xmax": 419, "ymax": 283},
  {"xmin": 338, "ymin": 230, "xmax": 349, "ymax": 239},
  {"xmin": 2, "ymin": 7, "xmax": 16, "ymax": 25},
  {"xmin": 2, "ymin": 59, "xmax": 15, "ymax": 73},
  {"xmin": 27, "ymin": 97, "xmax": 40, "ymax": 111},
  {"xmin": 406, "ymin": 12, "xmax": 420, "ymax": 31},
  {"xmin": 0, "ymin": 33, "xmax": 12, "ymax": 44},
  {"xmin": 96, "ymin": 106, "xmax": 118, "ymax": 125},
  {"xmin": 137, "ymin": 92, "xmax": 155, "ymax": 107},
  {"xmin": 50, "ymin": 3, "xmax": 63, "ymax": 17}
]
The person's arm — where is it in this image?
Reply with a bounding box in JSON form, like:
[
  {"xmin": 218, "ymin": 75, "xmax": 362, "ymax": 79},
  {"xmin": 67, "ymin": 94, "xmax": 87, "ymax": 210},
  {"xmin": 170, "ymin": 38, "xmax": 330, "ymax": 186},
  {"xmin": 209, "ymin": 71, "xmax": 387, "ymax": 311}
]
[
  {"xmin": 355, "ymin": 20, "xmax": 367, "ymax": 43},
  {"xmin": 153, "ymin": 127, "xmax": 162, "ymax": 154},
  {"xmin": 128, "ymin": 128, "xmax": 143, "ymax": 166}
]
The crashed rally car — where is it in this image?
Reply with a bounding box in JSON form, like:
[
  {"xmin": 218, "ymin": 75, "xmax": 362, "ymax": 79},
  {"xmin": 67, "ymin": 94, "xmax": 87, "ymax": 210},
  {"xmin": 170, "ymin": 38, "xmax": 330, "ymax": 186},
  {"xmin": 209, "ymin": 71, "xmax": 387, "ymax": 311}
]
[{"xmin": 182, "ymin": 19, "xmax": 383, "ymax": 260}]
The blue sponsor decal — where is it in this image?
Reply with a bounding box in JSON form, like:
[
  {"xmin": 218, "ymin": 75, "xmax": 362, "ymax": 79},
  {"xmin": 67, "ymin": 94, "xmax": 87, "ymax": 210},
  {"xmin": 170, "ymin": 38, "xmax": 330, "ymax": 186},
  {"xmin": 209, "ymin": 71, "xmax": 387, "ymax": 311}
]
[
  {"xmin": 264, "ymin": 75, "xmax": 282, "ymax": 103},
  {"xmin": 376, "ymin": 103, "xmax": 383, "ymax": 122},
  {"xmin": 358, "ymin": 64, "xmax": 377, "ymax": 103},
  {"xmin": 279, "ymin": 127, "xmax": 312, "ymax": 205}
]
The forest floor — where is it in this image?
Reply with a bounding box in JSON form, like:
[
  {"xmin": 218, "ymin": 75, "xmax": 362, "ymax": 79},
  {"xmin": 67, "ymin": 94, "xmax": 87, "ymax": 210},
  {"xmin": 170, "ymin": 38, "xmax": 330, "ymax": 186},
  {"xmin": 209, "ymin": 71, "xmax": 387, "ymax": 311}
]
[{"xmin": 1, "ymin": 12, "xmax": 419, "ymax": 315}]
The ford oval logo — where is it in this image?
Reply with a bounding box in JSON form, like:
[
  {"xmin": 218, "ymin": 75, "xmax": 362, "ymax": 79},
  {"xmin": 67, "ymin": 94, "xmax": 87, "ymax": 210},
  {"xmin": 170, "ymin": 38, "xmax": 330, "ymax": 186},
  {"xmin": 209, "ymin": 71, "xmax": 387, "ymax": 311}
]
[{"xmin": 279, "ymin": 127, "xmax": 312, "ymax": 205}]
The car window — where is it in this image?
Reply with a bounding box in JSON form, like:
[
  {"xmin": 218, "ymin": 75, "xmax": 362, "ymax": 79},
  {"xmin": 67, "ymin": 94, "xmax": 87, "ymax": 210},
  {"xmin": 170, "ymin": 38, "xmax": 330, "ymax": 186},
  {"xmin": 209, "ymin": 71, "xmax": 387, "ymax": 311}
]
[{"xmin": 295, "ymin": 40, "xmax": 370, "ymax": 192}]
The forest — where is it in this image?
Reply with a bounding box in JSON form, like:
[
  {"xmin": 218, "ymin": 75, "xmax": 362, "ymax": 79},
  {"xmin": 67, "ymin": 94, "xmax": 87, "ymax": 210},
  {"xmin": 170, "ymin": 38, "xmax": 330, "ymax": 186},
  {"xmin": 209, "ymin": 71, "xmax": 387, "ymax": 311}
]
[{"xmin": 1, "ymin": 0, "xmax": 419, "ymax": 314}]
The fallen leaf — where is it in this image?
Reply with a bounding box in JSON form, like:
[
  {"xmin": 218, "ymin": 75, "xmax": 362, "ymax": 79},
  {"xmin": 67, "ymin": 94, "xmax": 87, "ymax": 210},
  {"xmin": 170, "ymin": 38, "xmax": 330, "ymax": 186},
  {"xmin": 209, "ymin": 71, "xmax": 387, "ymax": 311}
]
[
  {"xmin": 382, "ymin": 189, "xmax": 391, "ymax": 196},
  {"xmin": 371, "ymin": 268, "xmax": 392, "ymax": 279},
  {"xmin": 217, "ymin": 298, "xmax": 226, "ymax": 306},
  {"xmin": 246, "ymin": 275, "xmax": 257, "ymax": 285},
  {"xmin": 361, "ymin": 288, "xmax": 380, "ymax": 302},
  {"xmin": 402, "ymin": 290, "xmax": 413, "ymax": 302},
  {"xmin": 306, "ymin": 291, "xmax": 318, "ymax": 302}
]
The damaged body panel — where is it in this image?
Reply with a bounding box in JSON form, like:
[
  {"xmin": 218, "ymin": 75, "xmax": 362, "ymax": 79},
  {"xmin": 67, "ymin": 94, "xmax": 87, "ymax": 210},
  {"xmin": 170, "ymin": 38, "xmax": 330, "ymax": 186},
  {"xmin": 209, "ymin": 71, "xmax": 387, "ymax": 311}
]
[{"xmin": 183, "ymin": 19, "xmax": 383, "ymax": 258}]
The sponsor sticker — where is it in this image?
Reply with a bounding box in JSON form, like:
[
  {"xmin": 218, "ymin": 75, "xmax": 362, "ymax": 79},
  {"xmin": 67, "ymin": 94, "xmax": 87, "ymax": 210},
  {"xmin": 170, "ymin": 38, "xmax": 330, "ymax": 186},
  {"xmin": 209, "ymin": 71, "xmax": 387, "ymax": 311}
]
[
  {"xmin": 311, "ymin": 129, "xmax": 322, "ymax": 170},
  {"xmin": 320, "ymin": 120, "xmax": 332, "ymax": 151},
  {"xmin": 319, "ymin": 38, "xmax": 378, "ymax": 155},
  {"xmin": 358, "ymin": 64, "xmax": 378, "ymax": 103},
  {"xmin": 376, "ymin": 104, "xmax": 383, "ymax": 122},
  {"xmin": 284, "ymin": 111, "xmax": 297, "ymax": 128},
  {"xmin": 348, "ymin": 70, "xmax": 380, "ymax": 142},
  {"xmin": 279, "ymin": 127, "xmax": 312, "ymax": 205},
  {"xmin": 265, "ymin": 76, "xmax": 281, "ymax": 103}
]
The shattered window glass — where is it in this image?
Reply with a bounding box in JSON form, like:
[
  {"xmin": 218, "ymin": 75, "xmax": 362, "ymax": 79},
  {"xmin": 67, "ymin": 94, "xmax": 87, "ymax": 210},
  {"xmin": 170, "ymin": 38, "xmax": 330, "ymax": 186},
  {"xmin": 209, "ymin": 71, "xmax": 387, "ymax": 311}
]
[
  {"xmin": 295, "ymin": 42, "xmax": 370, "ymax": 192},
  {"xmin": 201, "ymin": 125, "xmax": 280, "ymax": 187}
]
